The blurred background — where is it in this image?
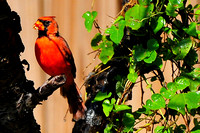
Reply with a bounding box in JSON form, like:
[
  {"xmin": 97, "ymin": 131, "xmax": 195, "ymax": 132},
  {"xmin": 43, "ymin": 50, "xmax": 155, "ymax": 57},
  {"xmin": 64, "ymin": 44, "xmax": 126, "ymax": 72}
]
[
  {"xmin": 6, "ymin": 0, "xmax": 199, "ymax": 133},
  {"xmin": 7, "ymin": 0, "xmax": 120, "ymax": 132}
]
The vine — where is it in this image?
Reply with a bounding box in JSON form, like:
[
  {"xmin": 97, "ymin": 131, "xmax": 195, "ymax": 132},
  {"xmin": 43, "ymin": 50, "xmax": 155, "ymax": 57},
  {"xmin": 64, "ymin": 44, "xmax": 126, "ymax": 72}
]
[{"xmin": 79, "ymin": 0, "xmax": 200, "ymax": 132}]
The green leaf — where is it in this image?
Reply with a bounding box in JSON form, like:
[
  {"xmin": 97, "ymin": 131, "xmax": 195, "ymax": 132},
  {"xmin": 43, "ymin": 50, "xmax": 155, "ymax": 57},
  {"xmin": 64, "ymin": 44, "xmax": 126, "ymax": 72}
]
[
  {"xmin": 128, "ymin": 71, "xmax": 138, "ymax": 83},
  {"xmin": 166, "ymin": 0, "xmax": 184, "ymax": 17},
  {"xmin": 114, "ymin": 104, "xmax": 131, "ymax": 112},
  {"xmin": 169, "ymin": 0, "xmax": 184, "ymax": 7},
  {"xmin": 125, "ymin": 4, "xmax": 154, "ymax": 30},
  {"xmin": 147, "ymin": 39, "xmax": 159, "ymax": 51},
  {"xmin": 82, "ymin": 11, "xmax": 97, "ymax": 32},
  {"xmin": 91, "ymin": 33, "xmax": 102, "ymax": 50},
  {"xmin": 184, "ymin": 91, "xmax": 200, "ymax": 112},
  {"xmin": 144, "ymin": 50, "xmax": 157, "ymax": 63},
  {"xmin": 160, "ymin": 87, "xmax": 176, "ymax": 99},
  {"xmin": 146, "ymin": 94, "xmax": 165, "ymax": 110},
  {"xmin": 168, "ymin": 92, "xmax": 200, "ymax": 115},
  {"xmin": 195, "ymin": 9, "xmax": 200, "ymax": 21},
  {"xmin": 134, "ymin": 45, "xmax": 149, "ymax": 61},
  {"xmin": 92, "ymin": 91, "xmax": 112, "ymax": 103},
  {"xmin": 183, "ymin": 22, "xmax": 197, "ymax": 37},
  {"xmin": 155, "ymin": 126, "xmax": 172, "ymax": 133},
  {"xmin": 153, "ymin": 57, "xmax": 163, "ymax": 69},
  {"xmin": 99, "ymin": 39, "xmax": 114, "ymax": 64},
  {"xmin": 184, "ymin": 48, "xmax": 198, "ymax": 66},
  {"xmin": 175, "ymin": 77, "xmax": 190, "ymax": 90},
  {"xmin": 113, "ymin": 16, "xmax": 124, "ymax": 24},
  {"xmin": 166, "ymin": 2, "xmax": 178, "ymax": 17},
  {"xmin": 171, "ymin": 38, "xmax": 192, "ymax": 60},
  {"xmin": 138, "ymin": 0, "xmax": 152, "ymax": 5},
  {"xmin": 122, "ymin": 113, "xmax": 135, "ymax": 132},
  {"xmin": 105, "ymin": 20, "xmax": 126, "ymax": 44},
  {"xmin": 102, "ymin": 98, "xmax": 116, "ymax": 117},
  {"xmin": 161, "ymin": 77, "xmax": 190, "ymax": 99},
  {"xmin": 181, "ymin": 68, "xmax": 200, "ymax": 91},
  {"xmin": 151, "ymin": 16, "xmax": 166, "ymax": 34},
  {"xmin": 116, "ymin": 77, "xmax": 125, "ymax": 98},
  {"xmin": 191, "ymin": 125, "xmax": 200, "ymax": 133},
  {"xmin": 104, "ymin": 123, "xmax": 113, "ymax": 133}
]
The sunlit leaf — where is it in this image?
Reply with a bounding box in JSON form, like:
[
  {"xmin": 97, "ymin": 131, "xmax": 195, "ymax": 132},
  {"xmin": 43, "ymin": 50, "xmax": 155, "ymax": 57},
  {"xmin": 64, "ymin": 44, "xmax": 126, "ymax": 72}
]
[
  {"xmin": 105, "ymin": 20, "xmax": 126, "ymax": 44},
  {"xmin": 151, "ymin": 16, "xmax": 166, "ymax": 34},
  {"xmin": 171, "ymin": 38, "xmax": 192, "ymax": 60},
  {"xmin": 125, "ymin": 4, "xmax": 154, "ymax": 30},
  {"xmin": 102, "ymin": 98, "xmax": 116, "ymax": 117},
  {"xmin": 92, "ymin": 91, "xmax": 112, "ymax": 103},
  {"xmin": 166, "ymin": 0, "xmax": 184, "ymax": 17},
  {"xmin": 183, "ymin": 22, "xmax": 197, "ymax": 37},
  {"xmin": 155, "ymin": 126, "xmax": 172, "ymax": 133},
  {"xmin": 168, "ymin": 91, "xmax": 200, "ymax": 114},
  {"xmin": 104, "ymin": 123, "xmax": 113, "ymax": 133},
  {"xmin": 82, "ymin": 11, "xmax": 97, "ymax": 32},
  {"xmin": 99, "ymin": 39, "xmax": 114, "ymax": 64},
  {"xmin": 146, "ymin": 94, "xmax": 165, "ymax": 110},
  {"xmin": 114, "ymin": 104, "xmax": 131, "ymax": 112},
  {"xmin": 127, "ymin": 71, "xmax": 138, "ymax": 83},
  {"xmin": 144, "ymin": 51, "xmax": 157, "ymax": 63}
]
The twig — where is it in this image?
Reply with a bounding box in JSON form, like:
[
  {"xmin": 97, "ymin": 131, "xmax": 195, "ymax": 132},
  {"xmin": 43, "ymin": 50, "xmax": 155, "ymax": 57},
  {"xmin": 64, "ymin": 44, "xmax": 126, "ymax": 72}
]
[{"xmin": 16, "ymin": 74, "xmax": 66, "ymax": 114}]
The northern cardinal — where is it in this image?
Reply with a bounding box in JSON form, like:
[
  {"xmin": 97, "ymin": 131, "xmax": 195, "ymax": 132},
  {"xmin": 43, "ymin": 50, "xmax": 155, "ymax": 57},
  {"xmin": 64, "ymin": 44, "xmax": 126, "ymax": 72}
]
[{"xmin": 34, "ymin": 16, "xmax": 86, "ymax": 121}]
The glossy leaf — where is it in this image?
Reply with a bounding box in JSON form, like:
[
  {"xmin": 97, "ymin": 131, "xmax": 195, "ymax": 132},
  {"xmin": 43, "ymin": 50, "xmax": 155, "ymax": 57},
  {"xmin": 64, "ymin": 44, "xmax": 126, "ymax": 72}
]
[
  {"xmin": 144, "ymin": 50, "xmax": 157, "ymax": 63},
  {"xmin": 151, "ymin": 16, "xmax": 166, "ymax": 34},
  {"xmin": 82, "ymin": 11, "xmax": 97, "ymax": 32},
  {"xmin": 125, "ymin": 4, "xmax": 154, "ymax": 30},
  {"xmin": 127, "ymin": 71, "xmax": 138, "ymax": 83},
  {"xmin": 166, "ymin": 0, "xmax": 184, "ymax": 17},
  {"xmin": 183, "ymin": 22, "xmax": 197, "ymax": 37},
  {"xmin": 195, "ymin": 9, "xmax": 200, "ymax": 21},
  {"xmin": 113, "ymin": 16, "xmax": 124, "ymax": 24},
  {"xmin": 184, "ymin": 91, "xmax": 200, "ymax": 112},
  {"xmin": 114, "ymin": 104, "xmax": 131, "ymax": 112},
  {"xmin": 175, "ymin": 77, "xmax": 190, "ymax": 90},
  {"xmin": 146, "ymin": 94, "xmax": 165, "ymax": 110},
  {"xmin": 102, "ymin": 98, "xmax": 116, "ymax": 117},
  {"xmin": 105, "ymin": 20, "xmax": 125, "ymax": 44},
  {"xmin": 160, "ymin": 87, "xmax": 176, "ymax": 99},
  {"xmin": 92, "ymin": 92, "xmax": 112, "ymax": 103},
  {"xmin": 168, "ymin": 91, "xmax": 200, "ymax": 114},
  {"xmin": 99, "ymin": 39, "xmax": 114, "ymax": 64},
  {"xmin": 181, "ymin": 68, "xmax": 200, "ymax": 91},
  {"xmin": 172, "ymin": 38, "xmax": 192, "ymax": 60}
]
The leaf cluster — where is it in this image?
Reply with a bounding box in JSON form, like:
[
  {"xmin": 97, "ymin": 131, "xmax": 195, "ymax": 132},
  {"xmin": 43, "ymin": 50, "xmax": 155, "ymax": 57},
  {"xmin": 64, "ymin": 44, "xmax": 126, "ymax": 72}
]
[{"xmin": 82, "ymin": 0, "xmax": 200, "ymax": 132}]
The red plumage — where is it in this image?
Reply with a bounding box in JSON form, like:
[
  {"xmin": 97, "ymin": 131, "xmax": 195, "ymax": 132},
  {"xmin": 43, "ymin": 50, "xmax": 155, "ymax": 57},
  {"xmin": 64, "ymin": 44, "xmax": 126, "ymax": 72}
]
[{"xmin": 34, "ymin": 16, "xmax": 86, "ymax": 121}]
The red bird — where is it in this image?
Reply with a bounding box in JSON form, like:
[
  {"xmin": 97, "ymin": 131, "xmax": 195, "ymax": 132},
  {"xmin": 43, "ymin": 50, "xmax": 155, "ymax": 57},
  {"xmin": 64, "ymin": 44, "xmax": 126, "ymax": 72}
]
[{"xmin": 34, "ymin": 16, "xmax": 86, "ymax": 121}]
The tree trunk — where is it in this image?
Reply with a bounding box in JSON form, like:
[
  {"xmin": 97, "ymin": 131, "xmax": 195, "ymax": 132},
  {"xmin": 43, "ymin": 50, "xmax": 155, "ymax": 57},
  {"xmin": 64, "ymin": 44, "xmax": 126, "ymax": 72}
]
[{"xmin": 0, "ymin": 1, "xmax": 66, "ymax": 132}]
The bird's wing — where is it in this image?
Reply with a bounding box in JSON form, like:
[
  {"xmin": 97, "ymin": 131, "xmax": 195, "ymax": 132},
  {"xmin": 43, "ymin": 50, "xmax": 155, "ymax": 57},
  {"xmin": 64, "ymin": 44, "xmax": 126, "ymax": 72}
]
[{"xmin": 50, "ymin": 36, "xmax": 77, "ymax": 78}]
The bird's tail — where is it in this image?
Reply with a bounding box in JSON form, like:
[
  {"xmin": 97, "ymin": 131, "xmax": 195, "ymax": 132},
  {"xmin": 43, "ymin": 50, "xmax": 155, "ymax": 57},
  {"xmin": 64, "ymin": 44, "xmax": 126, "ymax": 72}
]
[{"xmin": 60, "ymin": 82, "xmax": 87, "ymax": 121}]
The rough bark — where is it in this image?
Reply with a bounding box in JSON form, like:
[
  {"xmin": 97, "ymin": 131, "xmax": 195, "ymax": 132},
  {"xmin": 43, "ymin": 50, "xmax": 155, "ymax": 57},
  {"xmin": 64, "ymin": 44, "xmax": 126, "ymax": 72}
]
[{"xmin": 0, "ymin": 1, "xmax": 66, "ymax": 132}]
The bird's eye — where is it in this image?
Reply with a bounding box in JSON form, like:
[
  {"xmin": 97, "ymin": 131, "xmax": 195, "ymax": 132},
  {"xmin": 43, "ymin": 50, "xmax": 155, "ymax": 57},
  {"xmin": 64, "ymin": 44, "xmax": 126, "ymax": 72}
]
[{"xmin": 44, "ymin": 21, "xmax": 50, "ymax": 26}]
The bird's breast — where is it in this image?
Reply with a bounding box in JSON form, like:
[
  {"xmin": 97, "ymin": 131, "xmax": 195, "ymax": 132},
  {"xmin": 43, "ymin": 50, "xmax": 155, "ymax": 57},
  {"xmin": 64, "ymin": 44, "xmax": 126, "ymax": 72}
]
[{"xmin": 35, "ymin": 36, "xmax": 71, "ymax": 76}]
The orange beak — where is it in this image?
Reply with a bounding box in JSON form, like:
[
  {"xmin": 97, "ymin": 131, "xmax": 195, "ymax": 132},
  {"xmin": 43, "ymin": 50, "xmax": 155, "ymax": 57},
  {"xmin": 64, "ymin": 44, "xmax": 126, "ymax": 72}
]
[
  {"xmin": 33, "ymin": 24, "xmax": 38, "ymax": 30},
  {"xmin": 33, "ymin": 20, "xmax": 44, "ymax": 31}
]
